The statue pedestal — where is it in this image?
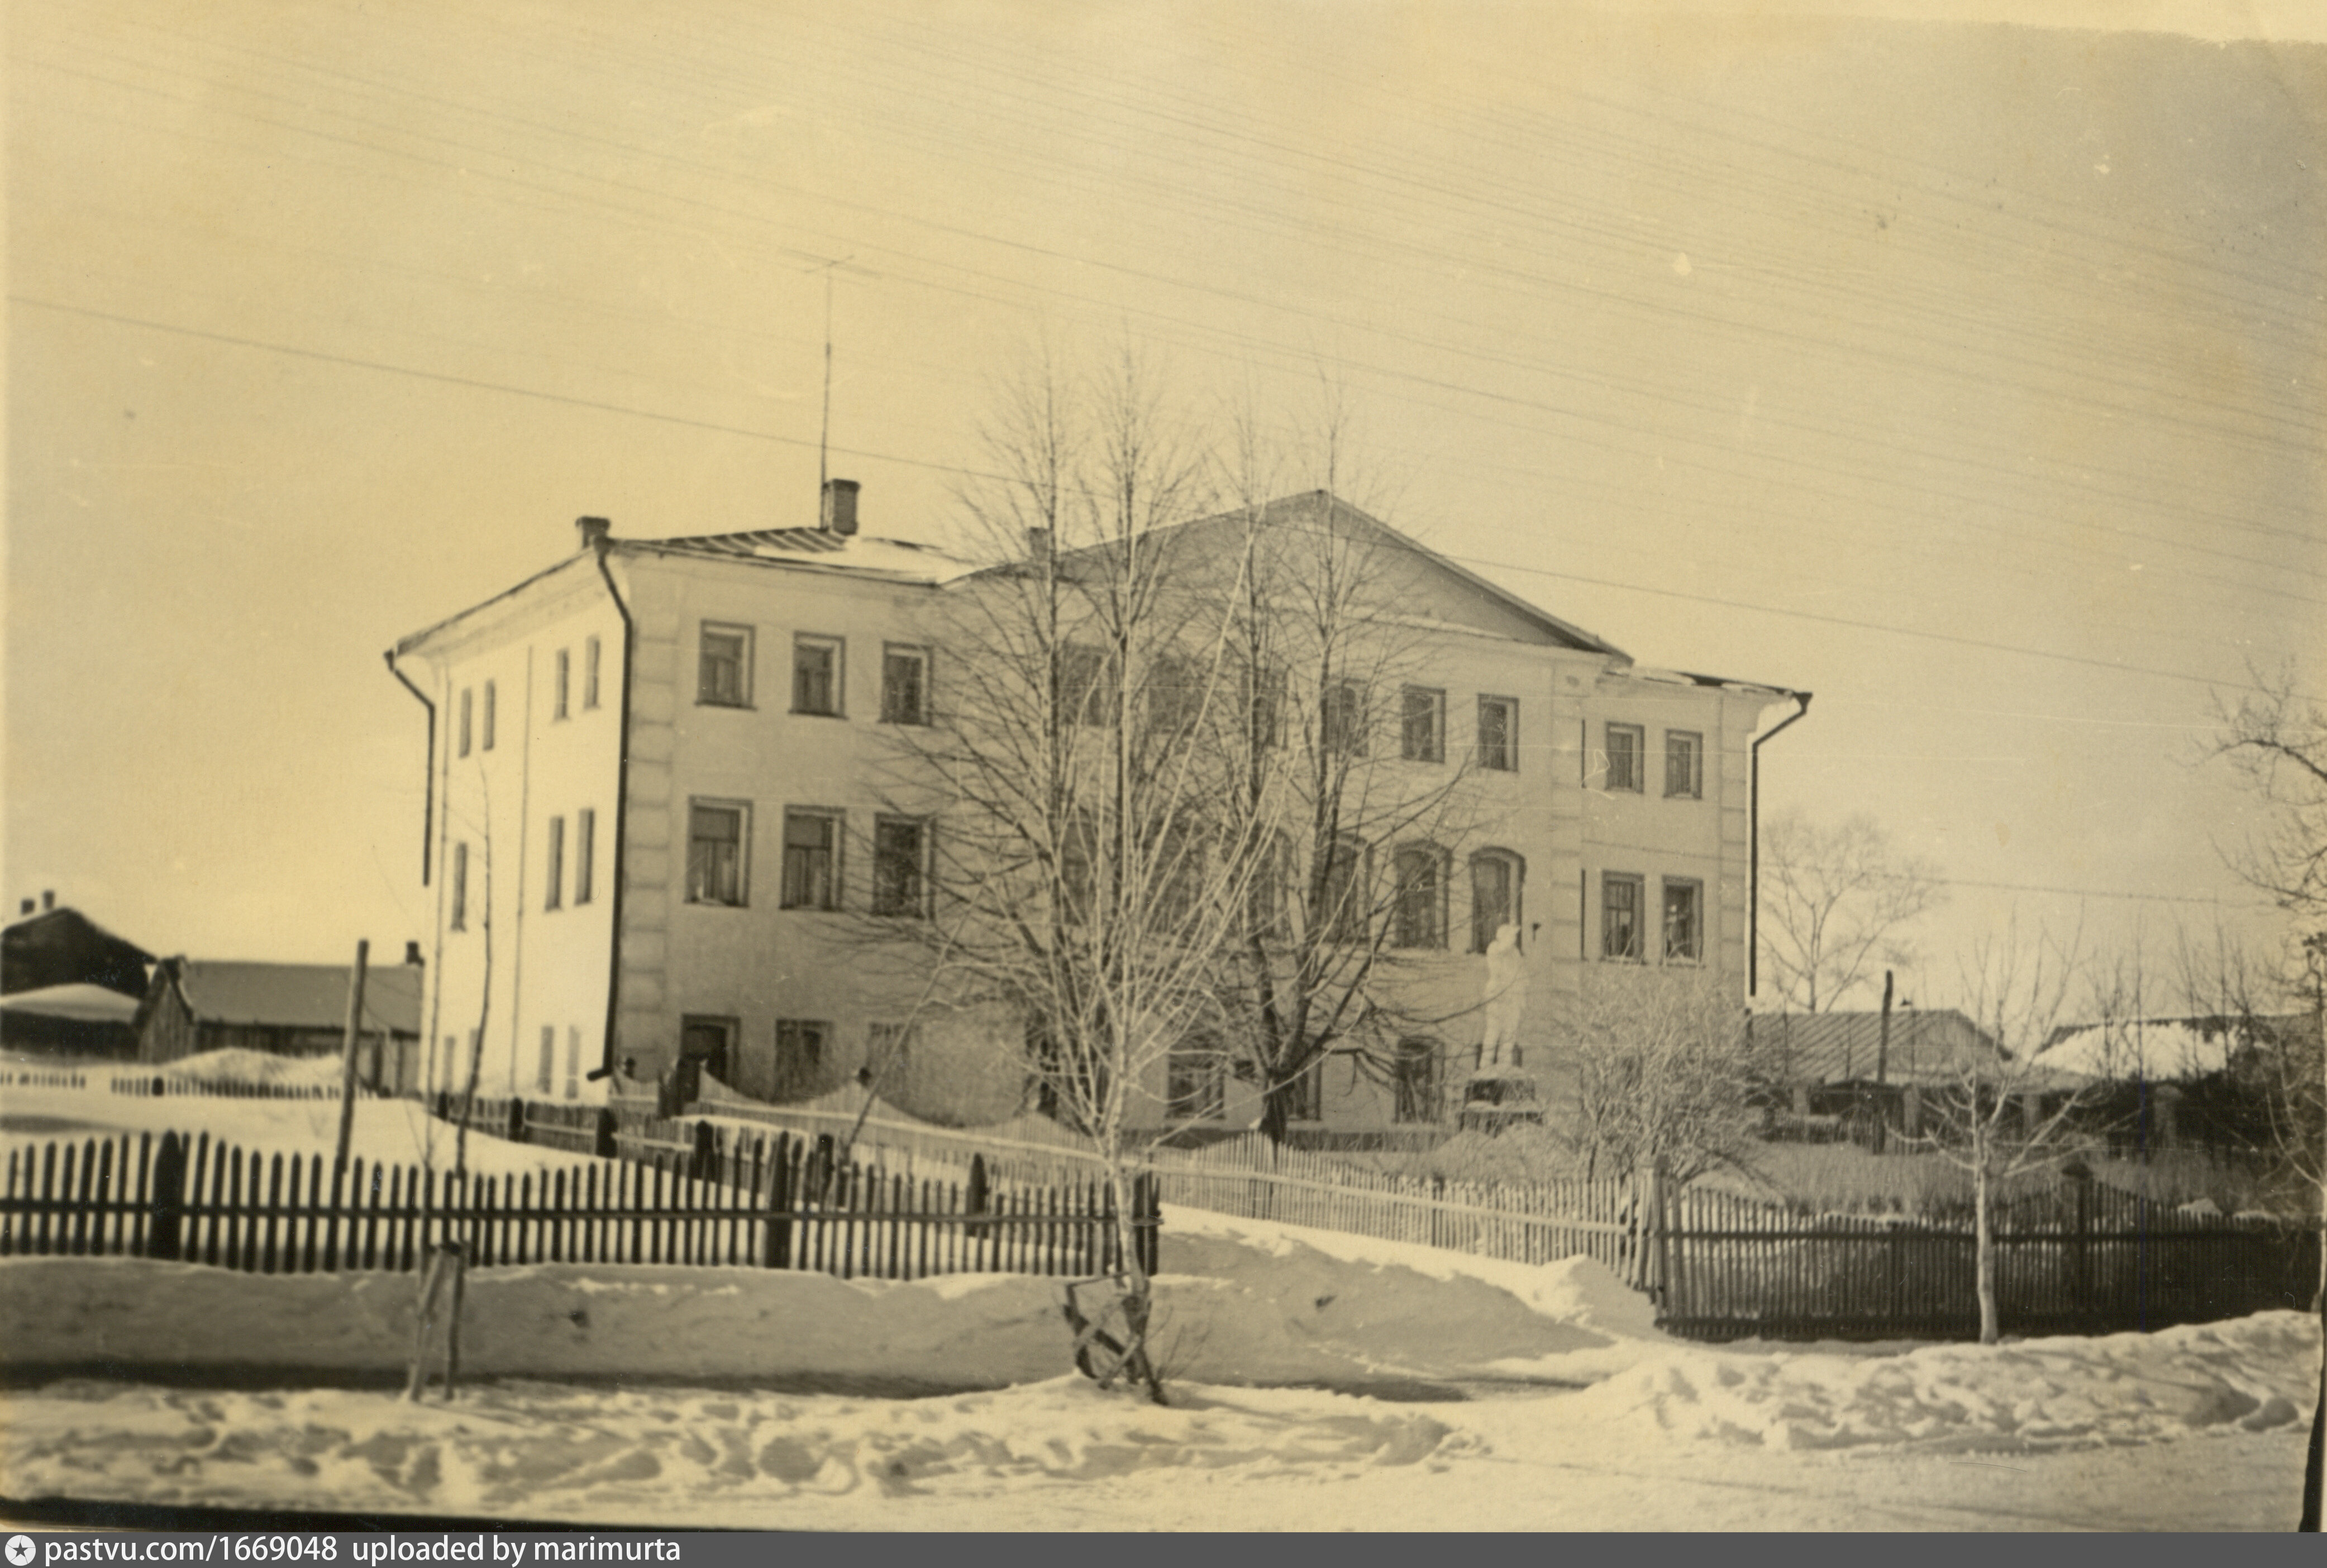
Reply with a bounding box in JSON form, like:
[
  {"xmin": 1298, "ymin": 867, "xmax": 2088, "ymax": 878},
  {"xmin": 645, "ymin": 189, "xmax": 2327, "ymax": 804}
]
[{"xmin": 1457, "ymin": 1072, "xmax": 1543, "ymax": 1134}]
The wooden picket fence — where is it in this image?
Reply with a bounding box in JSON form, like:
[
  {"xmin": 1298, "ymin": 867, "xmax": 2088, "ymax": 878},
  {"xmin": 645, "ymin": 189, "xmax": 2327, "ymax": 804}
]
[
  {"xmin": 1654, "ymin": 1179, "xmax": 2323, "ymax": 1341},
  {"xmin": 0, "ymin": 1067, "xmax": 87, "ymax": 1090},
  {"xmin": 107, "ymin": 1074, "xmax": 339, "ymax": 1101},
  {"xmin": 0, "ymin": 1129, "xmax": 1159, "ymax": 1281}
]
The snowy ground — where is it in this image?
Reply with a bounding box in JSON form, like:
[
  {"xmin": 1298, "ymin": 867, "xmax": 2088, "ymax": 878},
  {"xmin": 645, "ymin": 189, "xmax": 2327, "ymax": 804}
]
[{"xmin": 2, "ymin": 1202, "xmax": 2319, "ymax": 1530}]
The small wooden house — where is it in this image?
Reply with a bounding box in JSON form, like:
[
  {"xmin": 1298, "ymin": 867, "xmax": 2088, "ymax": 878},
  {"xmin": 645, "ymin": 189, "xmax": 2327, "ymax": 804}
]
[
  {"xmin": 1753, "ymin": 1007, "xmax": 2003, "ymax": 1139},
  {"xmin": 136, "ymin": 957, "xmax": 426, "ymax": 1091},
  {"xmin": 2, "ymin": 901, "xmax": 153, "ymax": 1000}
]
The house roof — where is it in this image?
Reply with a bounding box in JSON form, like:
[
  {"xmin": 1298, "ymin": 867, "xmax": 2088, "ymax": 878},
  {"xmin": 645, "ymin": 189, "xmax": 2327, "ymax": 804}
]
[
  {"xmin": 2035, "ymin": 1015, "xmax": 2311, "ymax": 1083},
  {"xmin": 159, "ymin": 961, "xmax": 423, "ymax": 1036},
  {"xmin": 627, "ymin": 529, "xmax": 980, "ymax": 585},
  {"xmin": 2, "ymin": 907, "xmax": 155, "ymax": 997},
  {"xmin": 1755, "ymin": 1008, "xmax": 1999, "ymax": 1086},
  {"xmin": 0, "ymin": 983, "xmax": 144, "ymax": 1023}
]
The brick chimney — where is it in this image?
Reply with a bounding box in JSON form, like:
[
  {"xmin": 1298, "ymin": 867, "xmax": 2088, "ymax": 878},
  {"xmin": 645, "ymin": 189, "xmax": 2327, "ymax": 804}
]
[
  {"xmin": 404, "ymin": 941, "xmax": 425, "ymax": 967},
  {"xmin": 820, "ymin": 479, "xmax": 860, "ymax": 537},
  {"xmin": 576, "ymin": 516, "xmax": 612, "ymax": 549}
]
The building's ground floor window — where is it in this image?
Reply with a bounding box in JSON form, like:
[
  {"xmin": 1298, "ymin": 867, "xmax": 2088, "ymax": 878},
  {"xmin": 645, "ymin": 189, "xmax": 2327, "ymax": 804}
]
[
  {"xmin": 774, "ymin": 1018, "xmax": 829, "ymax": 1099},
  {"xmin": 1662, "ymin": 878, "xmax": 1703, "ymax": 962},
  {"xmin": 1281, "ymin": 1057, "xmax": 1323, "ymax": 1122},
  {"xmin": 1393, "ymin": 1037, "xmax": 1439, "ymax": 1124},
  {"xmin": 1601, "ymin": 872, "xmax": 1643, "ymax": 960},
  {"xmin": 1167, "ymin": 1035, "xmax": 1226, "ymax": 1121},
  {"xmin": 676, "ymin": 1015, "xmax": 735, "ymax": 1102},
  {"xmin": 537, "ymin": 1025, "xmax": 556, "ymax": 1094}
]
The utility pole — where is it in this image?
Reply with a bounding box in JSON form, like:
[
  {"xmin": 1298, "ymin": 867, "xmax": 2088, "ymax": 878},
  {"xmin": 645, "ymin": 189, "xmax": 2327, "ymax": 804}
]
[
  {"xmin": 335, "ymin": 939, "xmax": 370, "ymax": 1173},
  {"xmin": 1873, "ymin": 969, "xmax": 1894, "ymax": 1156}
]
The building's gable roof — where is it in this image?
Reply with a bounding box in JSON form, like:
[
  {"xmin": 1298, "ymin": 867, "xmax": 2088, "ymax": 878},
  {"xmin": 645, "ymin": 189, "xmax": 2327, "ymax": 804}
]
[
  {"xmin": 2, "ymin": 907, "xmax": 155, "ymax": 997},
  {"xmin": 156, "ymin": 960, "xmax": 424, "ymax": 1036},
  {"xmin": 1756, "ymin": 1008, "xmax": 1999, "ymax": 1086}
]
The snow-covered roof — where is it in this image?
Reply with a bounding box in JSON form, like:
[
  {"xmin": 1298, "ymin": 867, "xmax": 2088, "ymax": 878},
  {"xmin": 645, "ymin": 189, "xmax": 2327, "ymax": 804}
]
[
  {"xmin": 161, "ymin": 960, "xmax": 424, "ymax": 1036},
  {"xmin": 2035, "ymin": 1016, "xmax": 2297, "ymax": 1082},
  {"xmin": 0, "ymin": 982, "xmax": 142, "ymax": 1023},
  {"xmin": 629, "ymin": 529, "xmax": 980, "ymax": 585}
]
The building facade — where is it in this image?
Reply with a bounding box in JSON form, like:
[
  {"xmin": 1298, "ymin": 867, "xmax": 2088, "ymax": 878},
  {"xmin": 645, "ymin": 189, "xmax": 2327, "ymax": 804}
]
[{"xmin": 389, "ymin": 487, "xmax": 1805, "ymax": 1136}]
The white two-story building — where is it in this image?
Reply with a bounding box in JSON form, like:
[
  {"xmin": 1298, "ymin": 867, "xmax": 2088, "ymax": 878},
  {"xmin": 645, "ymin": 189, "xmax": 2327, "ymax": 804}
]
[{"xmin": 388, "ymin": 482, "xmax": 1806, "ymax": 1139}]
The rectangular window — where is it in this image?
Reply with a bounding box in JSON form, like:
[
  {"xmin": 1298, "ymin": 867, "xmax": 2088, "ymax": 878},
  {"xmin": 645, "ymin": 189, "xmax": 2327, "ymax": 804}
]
[
  {"xmin": 1477, "ymin": 696, "xmax": 1518, "ymax": 772},
  {"xmin": 867, "ymin": 1022, "xmax": 914, "ymax": 1092},
  {"xmin": 544, "ymin": 815, "xmax": 565, "ymax": 910},
  {"xmin": 1282, "ymin": 1058, "xmax": 1322, "ymax": 1122},
  {"xmin": 584, "ymin": 635, "xmax": 602, "ymax": 710},
  {"xmin": 881, "ymin": 644, "xmax": 929, "ymax": 724},
  {"xmin": 482, "ymin": 681, "xmax": 497, "ymax": 750},
  {"xmin": 872, "ymin": 816, "xmax": 928, "ymax": 916},
  {"xmin": 1602, "ymin": 873, "xmax": 1643, "ymax": 960},
  {"xmin": 574, "ymin": 807, "xmax": 595, "ymax": 905},
  {"xmin": 1471, "ymin": 853, "xmax": 1522, "ymax": 954},
  {"xmin": 793, "ymin": 634, "xmax": 843, "ymax": 715},
  {"xmin": 458, "ymin": 689, "xmax": 473, "ymax": 757},
  {"xmin": 1605, "ymin": 723, "xmax": 1644, "ymax": 792},
  {"xmin": 1665, "ymin": 730, "xmax": 1703, "ymax": 799},
  {"xmin": 1145, "ymin": 653, "xmax": 1205, "ymax": 738},
  {"xmin": 1320, "ymin": 836, "xmax": 1366, "ymax": 944},
  {"xmin": 686, "ymin": 801, "xmax": 748, "ymax": 906},
  {"xmin": 1062, "ymin": 643, "xmax": 1118, "ymax": 727},
  {"xmin": 1392, "ymin": 847, "xmax": 1444, "ymax": 949},
  {"xmin": 774, "ymin": 1019, "xmax": 829, "ymax": 1099},
  {"xmin": 554, "ymin": 649, "xmax": 570, "ymax": 720},
  {"xmin": 1401, "ymin": 686, "xmax": 1445, "ymax": 763},
  {"xmin": 1322, "ymin": 680, "xmax": 1366, "ymax": 758},
  {"xmin": 698, "ymin": 623, "xmax": 752, "ymax": 707},
  {"xmin": 1243, "ymin": 661, "xmax": 1284, "ymax": 751},
  {"xmin": 565, "ymin": 1026, "xmax": 581, "ymax": 1101},
  {"xmin": 1393, "ymin": 1038, "xmax": 1439, "ymax": 1124},
  {"xmin": 537, "ymin": 1025, "xmax": 556, "ymax": 1094},
  {"xmin": 1167, "ymin": 1035, "xmax": 1225, "ymax": 1121},
  {"xmin": 780, "ymin": 809, "xmax": 840, "ymax": 910},
  {"xmin": 1662, "ymin": 878, "xmax": 1703, "ymax": 963},
  {"xmin": 451, "ymin": 842, "xmax": 469, "ymax": 931},
  {"xmin": 676, "ymin": 1016, "xmax": 735, "ymax": 1102}
]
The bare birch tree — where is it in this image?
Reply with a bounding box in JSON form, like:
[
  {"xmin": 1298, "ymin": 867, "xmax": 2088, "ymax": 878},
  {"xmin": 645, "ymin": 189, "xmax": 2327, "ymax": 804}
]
[
  {"xmin": 1914, "ymin": 917, "xmax": 2095, "ymax": 1344},
  {"xmin": 1758, "ymin": 808, "xmax": 1947, "ymax": 1012},
  {"xmin": 1202, "ymin": 422, "xmax": 1487, "ymax": 1144},
  {"xmin": 878, "ymin": 347, "xmax": 1263, "ymax": 1401}
]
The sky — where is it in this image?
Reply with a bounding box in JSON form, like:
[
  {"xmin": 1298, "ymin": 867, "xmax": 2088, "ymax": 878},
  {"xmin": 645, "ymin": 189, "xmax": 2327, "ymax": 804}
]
[{"xmin": 6, "ymin": 0, "xmax": 2324, "ymax": 1020}]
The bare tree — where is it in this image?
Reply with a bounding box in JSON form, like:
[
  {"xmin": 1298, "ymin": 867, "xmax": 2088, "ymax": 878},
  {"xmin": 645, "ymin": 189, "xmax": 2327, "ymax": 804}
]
[
  {"xmin": 1758, "ymin": 807, "xmax": 1947, "ymax": 1012},
  {"xmin": 1203, "ymin": 419, "xmax": 1486, "ymax": 1143},
  {"xmin": 2207, "ymin": 661, "xmax": 2327, "ymax": 924},
  {"xmin": 878, "ymin": 347, "xmax": 1262, "ymax": 1402},
  {"xmin": 1915, "ymin": 917, "xmax": 2096, "ymax": 1344}
]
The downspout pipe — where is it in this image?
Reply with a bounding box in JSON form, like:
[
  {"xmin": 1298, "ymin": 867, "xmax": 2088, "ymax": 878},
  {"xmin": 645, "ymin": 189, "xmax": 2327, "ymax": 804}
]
[
  {"xmin": 585, "ymin": 537, "xmax": 634, "ymax": 1084},
  {"xmin": 384, "ymin": 651, "xmax": 437, "ymax": 885},
  {"xmin": 1748, "ymin": 690, "xmax": 1813, "ymax": 1000}
]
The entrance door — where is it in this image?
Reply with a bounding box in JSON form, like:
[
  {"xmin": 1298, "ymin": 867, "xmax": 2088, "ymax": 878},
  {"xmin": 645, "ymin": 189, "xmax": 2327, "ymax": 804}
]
[{"xmin": 676, "ymin": 1016, "xmax": 736, "ymax": 1105}]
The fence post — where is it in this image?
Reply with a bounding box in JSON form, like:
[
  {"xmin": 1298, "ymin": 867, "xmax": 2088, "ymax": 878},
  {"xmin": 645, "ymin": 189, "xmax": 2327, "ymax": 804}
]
[
  {"xmin": 148, "ymin": 1132, "xmax": 187, "ymax": 1261},
  {"xmin": 2066, "ymin": 1159, "xmax": 2093, "ymax": 1329},
  {"xmin": 508, "ymin": 1098, "xmax": 528, "ymax": 1145},
  {"xmin": 594, "ymin": 1106, "xmax": 619, "ymax": 1160},
  {"xmin": 764, "ymin": 1132, "xmax": 793, "ymax": 1269},
  {"xmin": 691, "ymin": 1121, "xmax": 717, "ymax": 1183}
]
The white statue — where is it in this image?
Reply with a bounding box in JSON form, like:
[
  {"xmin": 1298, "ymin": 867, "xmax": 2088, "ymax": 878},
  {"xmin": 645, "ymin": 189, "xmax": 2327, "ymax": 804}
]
[{"xmin": 1479, "ymin": 922, "xmax": 1528, "ymax": 1069}]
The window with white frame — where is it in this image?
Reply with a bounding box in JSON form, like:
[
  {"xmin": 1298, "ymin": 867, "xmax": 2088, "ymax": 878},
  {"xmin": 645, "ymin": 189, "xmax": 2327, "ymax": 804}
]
[
  {"xmin": 1391, "ymin": 845, "xmax": 1447, "ymax": 949},
  {"xmin": 544, "ymin": 815, "xmax": 565, "ymax": 910},
  {"xmin": 584, "ymin": 635, "xmax": 602, "ymax": 709},
  {"xmin": 1393, "ymin": 1038, "xmax": 1439, "ymax": 1124},
  {"xmin": 482, "ymin": 681, "xmax": 497, "ymax": 750},
  {"xmin": 451, "ymin": 842, "xmax": 469, "ymax": 931},
  {"xmin": 574, "ymin": 808, "xmax": 595, "ymax": 905},
  {"xmin": 1167, "ymin": 1034, "xmax": 1226, "ymax": 1121},
  {"xmin": 687, "ymin": 800, "xmax": 749, "ymax": 906},
  {"xmin": 1470, "ymin": 849, "xmax": 1525, "ymax": 953},
  {"xmin": 457, "ymin": 689, "xmax": 473, "ymax": 757},
  {"xmin": 880, "ymin": 644, "xmax": 929, "ymax": 724},
  {"xmin": 1601, "ymin": 872, "xmax": 1643, "ymax": 960},
  {"xmin": 1662, "ymin": 878, "xmax": 1703, "ymax": 963},
  {"xmin": 780, "ymin": 808, "xmax": 841, "ymax": 910},
  {"xmin": 872, "ymin": 816, "xmax": 928, "ymax": 916},
  {"xmin": 1605, "ymin": 723, "xmax": 1644, "ymax": 791},
  {"xmin": 1401, "ymin": 686, "xmax": 1445, "ymax": 763},
  {"xmin": 1322, "ymin": 680, "xmax": 1367, "ymax": 758},
  {"xmin": 1665, "ymin": 730, "xmax": 1703, "ymax": 799},
  {"xmin": 793, "ymin": 634, "xmax": 843, "ymax": 716},
  {"xmin": 1477, "ymin": 696, "xmax": 1518, "ymax": 772},
  {"xmin": 554, "ymin": 649, "xmax": 570, "ymax": 720},
  {"xmin": 774, "ymin": 1019, "xmax": 829, "ymax": 1099},
  {"xmin": 698, "ymin": 624, "xmax": 752, "ymax": 707}
]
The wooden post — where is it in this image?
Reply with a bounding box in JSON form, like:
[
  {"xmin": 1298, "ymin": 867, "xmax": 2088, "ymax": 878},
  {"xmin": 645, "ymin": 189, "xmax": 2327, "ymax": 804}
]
[
  {"xmin": 1873, "ymin": 970, "xmax": 1894, "ymax": 1156},
  {"xmin": 334, "ymin": 940, "xmax": 370, "ymax": 1173},
  {"xmin": 147, "ymin": 1132, "xmax": 186, "ymax": 1261}
]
